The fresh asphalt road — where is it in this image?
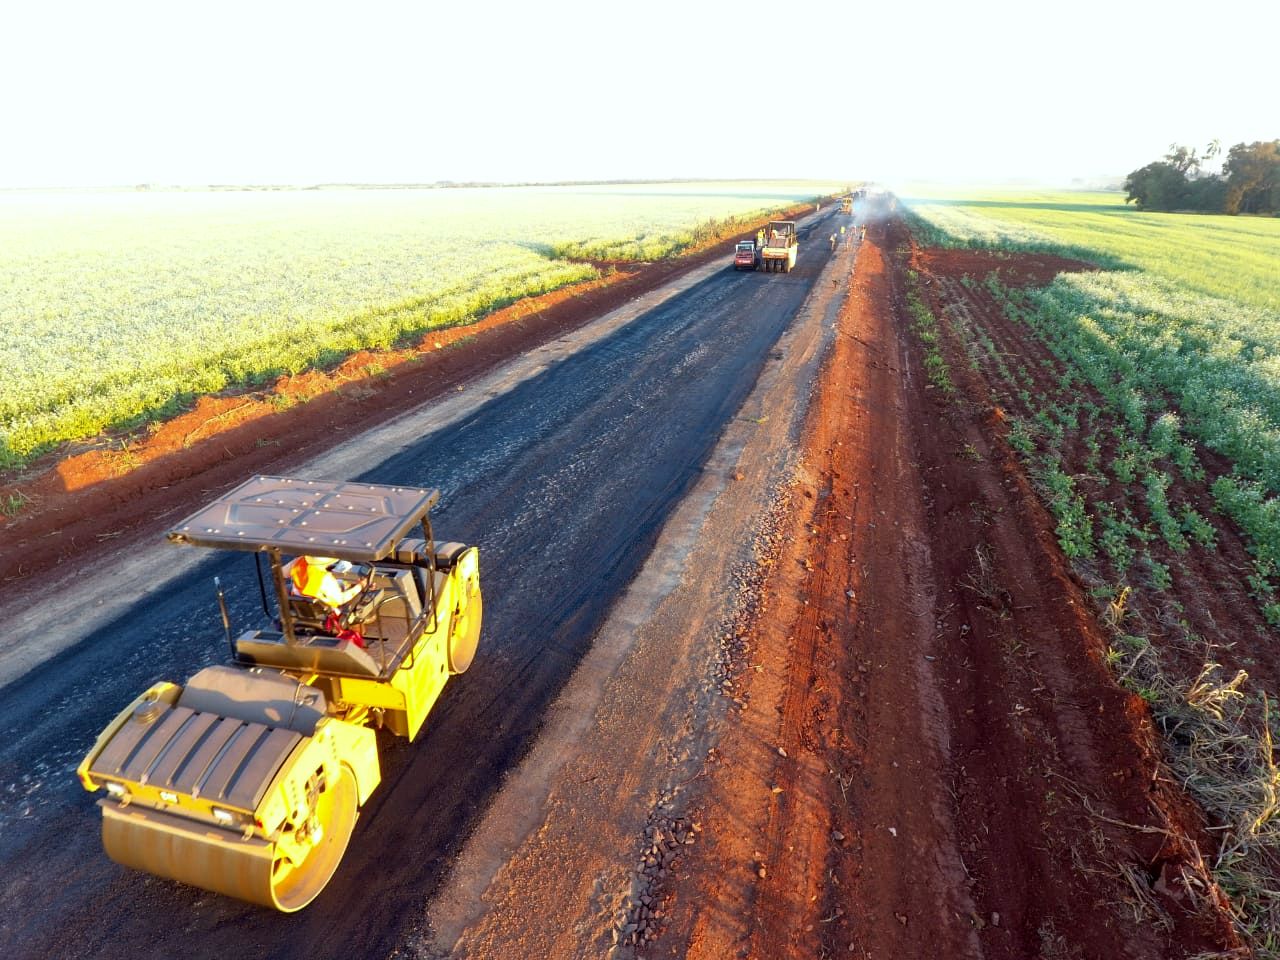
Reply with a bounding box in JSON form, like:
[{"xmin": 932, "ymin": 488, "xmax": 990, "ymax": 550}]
[{"xmin": 0, "ymin": 212, "xmax": 844, "ymax": 960}]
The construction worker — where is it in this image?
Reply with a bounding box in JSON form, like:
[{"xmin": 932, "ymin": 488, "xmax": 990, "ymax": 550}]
[
  {"xmin": 829, "ymin": 232, "xmax": 837, "ymax": 251},
  {"xmin": 287, "ymin": 555, "xmax": 375, "ymax": 645},
  {"xmin": 288, "ymin": 556, "xmax": 365, "ymax": 610}
]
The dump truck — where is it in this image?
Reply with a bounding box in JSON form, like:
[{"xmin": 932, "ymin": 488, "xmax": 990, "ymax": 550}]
[
  {"xmin": 77, "ymin": 475, "xmax": 482, "ymax": 912},
  {"xmin": 760, "ymin": 221, "xmax": 798, "ymax": 273},
  {"xmin": 733, "ymin": 239, "xmax": 758, "ymax": 270}
]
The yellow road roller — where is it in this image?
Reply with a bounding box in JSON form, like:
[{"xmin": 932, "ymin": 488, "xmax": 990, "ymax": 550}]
[{"xmin": 77, "ymin": 475, "xmax": 482, "ymax": 912}]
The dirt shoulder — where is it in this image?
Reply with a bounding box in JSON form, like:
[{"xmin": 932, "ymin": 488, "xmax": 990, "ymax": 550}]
[
  {"xmin": 660, "ymin": 205, "xmax": 1240, "ymax": 958},
  {"xmin": 0, "ymin": 203, "xmax": 812, "ymax": 592}
]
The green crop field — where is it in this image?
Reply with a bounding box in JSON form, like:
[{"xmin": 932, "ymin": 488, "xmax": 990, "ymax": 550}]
[
  {"xmin": 0, "ymin": 180, "xmax": 843, "ymax": 471},
  {"xmin": 904, "ymin": 188, "xmax": 1280, "ymax": 590},
  {"xmin": 905, "ymin": 192, "xmax": 1280, "ymax": 485},
  {"xmin": 903, "ymin": 188, "xmax": 1280, "ymax": 308}
]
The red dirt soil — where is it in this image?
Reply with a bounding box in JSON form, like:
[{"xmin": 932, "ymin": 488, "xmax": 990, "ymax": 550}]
[
  {"xmin": 917, "ymin": 247, "xmax": 1096, "ymax": 288},
  {"xmin": 0, "ymin": 205, "xmax": 812, "ymax": 592},
  {"xmin": 657, "ymin": 208, "xmax": 1241, "ymax": 958}
]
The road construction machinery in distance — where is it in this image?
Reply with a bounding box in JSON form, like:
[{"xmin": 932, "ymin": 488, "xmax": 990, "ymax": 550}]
[
  {"xmin": 77, "ymin": 475, "xmax": 483, "ymax": 912},
  {"xmin": 840, "ymin": 196, "xmax": 852, "ymax": 214},
  {"xmin": 733, "ymin": 239, "xmax": 759, "ymax": 270},
  {"xmin": 760, "ymin": 221, "xmax": 798, "ymax": 273}
]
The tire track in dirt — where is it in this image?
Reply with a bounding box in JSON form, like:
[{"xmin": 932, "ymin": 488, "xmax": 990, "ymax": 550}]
[
  {"xmin": 674, "ymin": 212, "xmax": 983, "ymax": 960},
  {"xmin": 749, "ymin": 222, "xmax": 984, "ymax": 959}
]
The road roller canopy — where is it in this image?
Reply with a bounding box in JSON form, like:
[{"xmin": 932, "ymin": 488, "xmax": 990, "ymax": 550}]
[{"xmin": 166, "ymin": 475, "xmax": 441, "ymax": 562}]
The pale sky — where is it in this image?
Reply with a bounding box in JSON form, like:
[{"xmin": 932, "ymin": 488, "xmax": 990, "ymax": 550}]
[{"xmin": 0, "ymin": 0, "xmax": 1274, "ymax": 187}]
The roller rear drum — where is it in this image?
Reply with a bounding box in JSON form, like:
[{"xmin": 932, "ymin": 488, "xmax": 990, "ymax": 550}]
[{"xmin": 100, "ymin": 765, "xmax": 358, "ymax": 912}]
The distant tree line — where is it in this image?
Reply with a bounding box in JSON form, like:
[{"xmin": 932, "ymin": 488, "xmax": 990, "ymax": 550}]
[{"xmin": 1124, "ymin": 140, "xmax": 1279, "ymax": 215}]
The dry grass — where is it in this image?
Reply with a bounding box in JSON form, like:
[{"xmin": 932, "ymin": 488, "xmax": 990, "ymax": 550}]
[
  {"xmin": 1126, "ymin": 651, "xmax": 1280, "ymax": 956},
  {"xmin": 962, "ymin": 542, "xmax": 1012, "ymax": 619},
  {"xmin": 1066, "ymin": 558, "xmax": 1280, "ymax": 956}
]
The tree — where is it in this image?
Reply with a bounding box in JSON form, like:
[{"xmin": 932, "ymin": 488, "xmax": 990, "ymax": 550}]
[
  {"xmin": 1164, "ymin": 143, "xmax": 1201, "ymax": 177},
  {"xmin": 1125, "ymin": 161, "xmax": 1188, "ymax": 211},
  {"xmin": 1184, "ymin": 175, "xmax": 1227, "ymax": 213},
  {"xmin": 1124, "ymin": 138, "xmax": 1276, "ymax": 215},
  {"xmin": 1223, "ymin": 141, "xmax": 1280, "ymax": 215}
]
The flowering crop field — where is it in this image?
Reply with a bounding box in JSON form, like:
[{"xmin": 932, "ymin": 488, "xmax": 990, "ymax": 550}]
[{"xmin": 0, "ymin": 180, "xmax": 840, "ymax": 470}]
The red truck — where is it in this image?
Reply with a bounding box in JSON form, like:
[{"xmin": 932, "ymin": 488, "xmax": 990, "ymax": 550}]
[{"xmin": 733, "ymin": 239, "xmax": 759, "ymax": 271}]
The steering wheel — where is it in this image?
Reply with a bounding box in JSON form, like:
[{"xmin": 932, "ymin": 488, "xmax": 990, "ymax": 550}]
[{"xmin": 338, "ymin": 568, "xmax": 377, "ymax": 628}]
